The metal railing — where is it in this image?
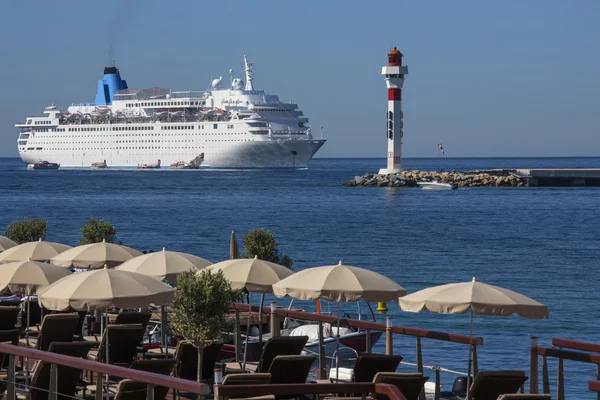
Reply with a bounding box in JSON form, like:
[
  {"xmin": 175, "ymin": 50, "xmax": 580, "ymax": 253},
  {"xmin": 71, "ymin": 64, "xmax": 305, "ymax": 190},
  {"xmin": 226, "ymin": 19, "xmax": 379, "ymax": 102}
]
[
  {"xmin": 530, "ymin": 336, "xmax": 600, "ymax": 400},
  {"xmin": 0, "ymin": 343, "xmax": 205, "ymax": 400},
  {"xmin": 230, "ymin": 302, "xmax": 483, "ymax": 400}
]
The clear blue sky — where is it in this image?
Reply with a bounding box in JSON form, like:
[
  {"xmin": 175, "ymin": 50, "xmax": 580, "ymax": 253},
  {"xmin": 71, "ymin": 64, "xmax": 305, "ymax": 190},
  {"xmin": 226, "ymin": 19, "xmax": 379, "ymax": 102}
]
[{"xmin": 1, "ymin": 1, "xmax": 599, "ymax": 158}]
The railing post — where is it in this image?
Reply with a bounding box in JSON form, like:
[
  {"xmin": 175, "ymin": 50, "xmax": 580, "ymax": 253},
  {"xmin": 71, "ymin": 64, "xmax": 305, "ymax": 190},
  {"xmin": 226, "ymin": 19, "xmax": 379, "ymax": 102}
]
[
  {"xmin": 542, "ymin": 355, "xmax": 550, "ymax": 394},
  {"xmin": 530, "ymin": 336, "xmax": 539, "ymax": 394},
  {"xmin": 365, "ymin": 329, "xmax": 372, "ymax": 354},
  {"xmin": 434, "ymin": 367, "xmax": 441, "ymax": 400},
  {"xmin": 557, "ymin": 357, "xmax": 564, "ymax": 400},
  {"xmin": 49, "ymin": 363, "xmax": 58, "ymax": 400},
  {"xmin": 146, "ymin": 383, "xmax": 155, "ymax": 400},
  {"xmin": 596, "ymin": 364, "xmax": 600, "ymax": 400},
  {"xmin": 7, "ymin": 354, "xmax": 15, "ymax": 400},
  {"xmin": 416, "ymin": 337, "xmax": 425, "ymax": 400},
  {"xmin": 318, "ymin": 321, "xmax": 326, "ymax": 379},
  {"xmin": 385, "ymin": 317, "xmax": 393, "ymax": 356},
  {"xmin": 234, "ymin": 309, "xmax": 242, "ymax": 362},
  {"xmin": 95, "ymin": 371, "xmax": 104, "ymax": 400},
  {"xmin": 269, "ymin": 302, "xmax": 279, "ymax": 337}
]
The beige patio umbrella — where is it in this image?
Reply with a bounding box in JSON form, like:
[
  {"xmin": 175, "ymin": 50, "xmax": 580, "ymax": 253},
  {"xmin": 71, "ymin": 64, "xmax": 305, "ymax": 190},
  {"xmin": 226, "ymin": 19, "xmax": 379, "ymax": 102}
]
[
  {"xmin": 230, "ymin": 231, "xmax": 240, "ymax": 259},
  {"xmin": 399, "ymin": 277, "xmax": 549, "ymax": 399},
  {"xmin": 50, "ymin": 239, "xmax": 142, "ymax": 269},
  {"xmin": 0, "ymin": 239, "xmax": 72, "ymax": 262},
  {"xmin": 206, "ymin": 256, "xmax": 294, "ymax": 368},
  {"xmin": 116, "ymin": 247, "xmax": 212, "ymax": 347},
  {"xmin": 116, "ymin": 247, "xmax": 212, "ymax": 283},
  {"xmin": 38, "ymin": 267, "xmax": 174, "ymax": 311},
  {"xmin": 0, "ymin": 236, "xmax": 17, "ymax": 252},
  {"xmin": 273, "ymin": 261, "xmax": 407, "ymax": 302},
  {"xmin": 273, "ymin": 261, "xmax": 407, "ymax": 379},
  {"xmin": 0, "ymin": 260, "xmax": 72, "ymax": 349}
]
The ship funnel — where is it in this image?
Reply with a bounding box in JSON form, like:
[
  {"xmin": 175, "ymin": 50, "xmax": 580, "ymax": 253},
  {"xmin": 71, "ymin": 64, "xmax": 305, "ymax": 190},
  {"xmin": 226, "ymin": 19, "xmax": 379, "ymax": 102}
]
[{"xmin": 95, "ymin": 65, "xmax": 128, "ymax": 105}]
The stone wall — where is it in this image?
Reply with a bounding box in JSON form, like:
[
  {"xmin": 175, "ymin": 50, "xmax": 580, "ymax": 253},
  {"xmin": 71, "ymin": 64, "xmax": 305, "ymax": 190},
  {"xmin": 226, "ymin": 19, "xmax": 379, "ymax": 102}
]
[{"xmin": 343, "ymin": 170, "xmax": 526, "ymax": 188}]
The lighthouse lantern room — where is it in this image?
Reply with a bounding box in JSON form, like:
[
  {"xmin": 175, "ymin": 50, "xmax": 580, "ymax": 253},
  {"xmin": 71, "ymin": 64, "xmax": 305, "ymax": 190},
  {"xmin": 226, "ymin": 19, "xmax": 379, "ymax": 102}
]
[{"xmin": 379, "ymin": 47, "xmax": 408, "ymax": 174}]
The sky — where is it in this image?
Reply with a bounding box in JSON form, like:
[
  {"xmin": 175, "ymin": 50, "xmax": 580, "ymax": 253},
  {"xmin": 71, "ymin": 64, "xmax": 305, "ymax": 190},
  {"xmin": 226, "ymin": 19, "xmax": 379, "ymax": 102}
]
[{"xmin": 1, "ymin": 1, "xmax": 599, "ymax": 158}]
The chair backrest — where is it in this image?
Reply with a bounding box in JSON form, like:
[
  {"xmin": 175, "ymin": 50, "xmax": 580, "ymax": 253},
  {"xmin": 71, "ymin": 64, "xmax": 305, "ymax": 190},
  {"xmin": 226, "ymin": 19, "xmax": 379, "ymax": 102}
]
[
  {"xmin": 258, "ymin": 335, "xmax": 309, "ymax": 373},
  {"xmin": 37, "ymin": 314, "xmax": 80, "ymax": 351},
  {"xmin": 0, "ymin": 329, "xmax": 20, "ymax": 369},
  {"xmin": 114, "ymin": 380, "xmax": 149, "ymax": 400},
  {"xmin": 130, "ymin": 358, "xmax": 178, "ymax": 400},
  {"xmin": 353, "ymin": 354, "xmax": 403, "ymax": 383},
  {"xmin": 470, "ymin": 370, "xmax": 528, "ymax": 400},
  {"xmin": 29, "ymin": 341, "xmax": 96, "ymax": 400},
  {"xmin": 497, "ymin": 395, "xmax": 551, "ymax": 400},
  {"xmin": 0, "ymin": 307, "xmax": 21, "ymax": 330},
  {"xmin": 373, "ymin": 372, "xmax": 429, "ymax": 400},
  {"xmin": 175, "ymin": 341, "xmax": 223, "ymax": 382},
  {"xmin": 21, "ymin": 301, "xmax": 43, "ymax": 328},
  {"xmin": 222, "ymin": 373, "xmax": 271, "ymax": 385},
  {"xmin": 97, "ymin": 324, "xmax": 145, "ymax": 366},
  {"xmin": 268, "ymin": 355, "xmax": 315, "ymax": 384},
  {"xmin": 115, "ymin": 311, "xmax": 152, "ymax": 329}
]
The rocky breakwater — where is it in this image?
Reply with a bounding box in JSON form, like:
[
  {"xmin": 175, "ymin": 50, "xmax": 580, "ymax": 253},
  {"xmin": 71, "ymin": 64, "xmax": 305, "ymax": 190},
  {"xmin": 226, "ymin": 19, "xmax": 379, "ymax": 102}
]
[{"xmin": 343, "ymin": 170, "xmax": 525, "ymax": 188}]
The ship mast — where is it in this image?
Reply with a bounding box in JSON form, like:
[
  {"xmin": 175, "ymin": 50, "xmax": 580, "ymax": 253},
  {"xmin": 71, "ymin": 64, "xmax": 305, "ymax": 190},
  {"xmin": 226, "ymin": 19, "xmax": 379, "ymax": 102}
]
[{"xmin": 243, "ymin": 55, "xmax": 254, "ymax": 91}]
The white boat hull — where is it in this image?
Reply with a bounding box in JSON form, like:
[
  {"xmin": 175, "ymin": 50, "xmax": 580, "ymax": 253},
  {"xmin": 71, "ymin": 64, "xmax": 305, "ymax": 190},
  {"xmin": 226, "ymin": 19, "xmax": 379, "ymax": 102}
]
[
  {"xmin": 19, "ymin": 139, "xmax": 325, "ymax": 169},
  {"xmin": 417, "ymin": 181, "xmax": 456, "ymax": 190}
]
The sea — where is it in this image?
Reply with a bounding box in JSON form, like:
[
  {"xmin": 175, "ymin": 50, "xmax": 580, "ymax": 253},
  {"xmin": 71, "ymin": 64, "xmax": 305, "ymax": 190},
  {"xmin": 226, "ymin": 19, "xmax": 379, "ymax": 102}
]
[{"xmin": 1, "ymin": 156, "xmax": 599, "ymax": 398}]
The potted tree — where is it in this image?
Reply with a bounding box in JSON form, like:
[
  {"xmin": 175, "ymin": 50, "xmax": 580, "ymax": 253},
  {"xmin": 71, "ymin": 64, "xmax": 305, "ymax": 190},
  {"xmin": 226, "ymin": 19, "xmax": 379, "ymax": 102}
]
[{"xmin": 171, "ymin": 269, "xmax": 237, "ymax": 397}]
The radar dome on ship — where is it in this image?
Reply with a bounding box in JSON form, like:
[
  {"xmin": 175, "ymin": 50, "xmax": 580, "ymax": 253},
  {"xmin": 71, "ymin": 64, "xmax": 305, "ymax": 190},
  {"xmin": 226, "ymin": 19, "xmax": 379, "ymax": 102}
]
[
  {"xmin": 232, "ymin": 78, "xmax": 244, "ymax": 90},
  {"xmin": 211, "ymin": 76, "xmax": 223, "ymax": 88}
]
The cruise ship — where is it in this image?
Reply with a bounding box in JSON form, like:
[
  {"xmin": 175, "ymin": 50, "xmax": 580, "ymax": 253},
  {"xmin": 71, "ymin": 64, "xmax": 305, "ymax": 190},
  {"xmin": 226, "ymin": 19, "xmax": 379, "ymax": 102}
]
[{"xmin": 15, "ymin": 57, "xmax": 325, "ymax": 168}]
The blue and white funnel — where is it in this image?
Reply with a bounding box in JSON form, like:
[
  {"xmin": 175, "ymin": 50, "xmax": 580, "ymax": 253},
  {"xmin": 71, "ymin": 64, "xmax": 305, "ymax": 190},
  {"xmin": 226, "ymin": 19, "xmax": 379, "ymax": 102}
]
[{"xmin": 95, "ymin": 66, "xmax": 128, "ymax": 105}]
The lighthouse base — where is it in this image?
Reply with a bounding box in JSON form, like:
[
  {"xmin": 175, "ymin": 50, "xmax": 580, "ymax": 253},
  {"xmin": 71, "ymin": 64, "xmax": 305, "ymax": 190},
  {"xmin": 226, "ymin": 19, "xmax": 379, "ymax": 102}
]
[{"xmin": 379, "ymin": 168, "xmax": 405, "ymax": 175}]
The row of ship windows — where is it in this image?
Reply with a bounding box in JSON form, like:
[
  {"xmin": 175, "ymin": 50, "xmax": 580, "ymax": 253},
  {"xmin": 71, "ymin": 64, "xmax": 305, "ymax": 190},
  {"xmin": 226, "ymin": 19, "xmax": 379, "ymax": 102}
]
[
  {"xmin": 51, "ymin": 124, "xmax": 242, "ymax": 132},
  {"xmin": 126, "ymin": 101, "xmax": 204, "ymax": 107},
  {"xmin": 30, "ymin": 132, "xmax": 250, "ymax": 140},
  {"xmin": 34, "ymin": 121, "xmax": 52, "ymax": 125},
  {"xmin": 24, "ymin": 140, "xmax": 256, "ymax": 150}
]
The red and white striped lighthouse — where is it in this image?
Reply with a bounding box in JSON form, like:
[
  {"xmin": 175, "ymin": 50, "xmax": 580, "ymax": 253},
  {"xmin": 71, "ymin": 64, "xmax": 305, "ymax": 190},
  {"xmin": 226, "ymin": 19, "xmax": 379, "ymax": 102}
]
[{"xmin": 379, "ymin": 47, "xmax": 408, "ymax": 174}]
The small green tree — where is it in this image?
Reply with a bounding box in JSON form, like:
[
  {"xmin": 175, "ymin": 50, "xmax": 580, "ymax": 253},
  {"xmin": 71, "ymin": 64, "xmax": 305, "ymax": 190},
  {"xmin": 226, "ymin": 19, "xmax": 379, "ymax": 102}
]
[
  {"xmin": 79, "ymin": 217, "xmax": 117, "ymax": 245},
  {"xmin": 171, "ymin": 270, "xmax": 237, "ymax": 392},
  {"xmin": 5, "ymin": 218, "xmax": 47, "ymax": 244},
  {"xmin": 242, "ymin": 228, "xmax": 293, "ymax": 269}
]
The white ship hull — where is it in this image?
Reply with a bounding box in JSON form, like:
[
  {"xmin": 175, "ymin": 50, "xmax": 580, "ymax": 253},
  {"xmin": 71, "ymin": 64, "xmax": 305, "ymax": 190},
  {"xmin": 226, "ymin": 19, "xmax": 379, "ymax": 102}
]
[{"xmin": 19, "ymin": 135, "xmax": 324, "ymax": 169}]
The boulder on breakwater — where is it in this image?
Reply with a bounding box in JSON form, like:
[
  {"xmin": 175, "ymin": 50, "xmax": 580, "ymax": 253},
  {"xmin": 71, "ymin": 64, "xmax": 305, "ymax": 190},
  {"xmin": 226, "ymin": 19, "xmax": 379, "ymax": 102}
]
[{"xmin": 343, "ymin": 170, "xmax": 526, "ymax": 188}]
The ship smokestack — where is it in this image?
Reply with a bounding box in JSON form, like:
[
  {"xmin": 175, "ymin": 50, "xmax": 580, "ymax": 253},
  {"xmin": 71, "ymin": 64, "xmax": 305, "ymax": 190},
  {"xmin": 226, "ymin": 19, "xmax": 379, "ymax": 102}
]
[{"xmin": 95, "ymin": 65, "xmax": 128, "ymax": 105}]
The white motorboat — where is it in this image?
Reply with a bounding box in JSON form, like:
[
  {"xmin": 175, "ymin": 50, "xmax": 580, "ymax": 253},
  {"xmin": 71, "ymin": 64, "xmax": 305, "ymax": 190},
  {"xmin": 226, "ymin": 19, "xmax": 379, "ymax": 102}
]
[
  {"xmin": 417, "ymin": 181, "xmax": 456, "ymax": 190},
  {"xmin": 91, "ymin": 160, "xmax": 107, "ymax": 169}
]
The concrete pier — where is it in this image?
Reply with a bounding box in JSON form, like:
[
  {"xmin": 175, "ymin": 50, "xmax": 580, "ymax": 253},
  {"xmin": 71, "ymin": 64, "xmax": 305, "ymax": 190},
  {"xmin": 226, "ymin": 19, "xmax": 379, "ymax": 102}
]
[{"xmin": 512, "ymin": 169, "xmax": 600, "ymax": 186}]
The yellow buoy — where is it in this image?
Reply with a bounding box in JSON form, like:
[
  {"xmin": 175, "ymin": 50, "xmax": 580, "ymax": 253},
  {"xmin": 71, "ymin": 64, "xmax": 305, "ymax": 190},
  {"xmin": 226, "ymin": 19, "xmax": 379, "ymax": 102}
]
[{"xmin": 377, "ymin": 301, "xmax": 388, "ymax": 312}]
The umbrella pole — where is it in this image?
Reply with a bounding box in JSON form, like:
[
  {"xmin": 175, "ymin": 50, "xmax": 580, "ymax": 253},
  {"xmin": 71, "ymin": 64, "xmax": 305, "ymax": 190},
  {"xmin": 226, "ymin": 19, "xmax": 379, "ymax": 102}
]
[
  {"xmin": 258, "ymin": 293, "xmax": 264, "ymax": 346},
  {"xmin": 242, "ymin": 293, "xmax": 252, "ymax": 371},
  {"xmin": 466, "ymin": 310, "xmax": 474, "ymax": 400},
  {"xmin": 25, "ymin": 294, "xmax": 31, "ymax": 381},
  {"xmin": 336, "ymin": 301, "xmax": 341, "ymax": 382},
  {"xmin": 161, "ymin": 305, "xmax": 167, "ymax": 351},
  {"xmin": 105, "ymin": 308, "xmax": 111, "ymax": 400}
]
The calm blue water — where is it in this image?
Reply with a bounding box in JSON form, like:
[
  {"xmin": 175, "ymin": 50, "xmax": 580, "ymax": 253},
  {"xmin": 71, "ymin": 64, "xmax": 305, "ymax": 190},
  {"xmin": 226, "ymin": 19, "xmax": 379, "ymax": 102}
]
[{"xmin": 1, "ymin": 157, "xmax": 599, "ymax": 398}]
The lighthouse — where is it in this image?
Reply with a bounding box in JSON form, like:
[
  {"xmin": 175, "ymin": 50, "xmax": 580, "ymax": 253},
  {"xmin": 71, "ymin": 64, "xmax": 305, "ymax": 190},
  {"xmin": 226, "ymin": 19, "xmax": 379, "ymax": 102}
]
[{"xmin": 379, "ymin": 47, "xmax": 408, "ymax": 174}]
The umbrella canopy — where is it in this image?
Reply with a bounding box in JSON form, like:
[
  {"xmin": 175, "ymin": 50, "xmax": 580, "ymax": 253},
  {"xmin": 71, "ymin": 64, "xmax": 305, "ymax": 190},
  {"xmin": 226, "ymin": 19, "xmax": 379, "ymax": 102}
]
[
  {"xmin": 206, "ymin": 256, "xmax": 293, "ymax": 293},
  {"xmin": 0, "ymin": 236, "xmax": 17, "ymax": 252},
  {"xmin": 38, "ymin": 267, "xmax": 174, "ymax": 311},
  {"xmin": 0, "ymin": 239, "xmax": 72, "ymax": 263},
  {"xmin": 273, "ymin": 261, "xmax": 407, "ymax": 302},
  {"xmin": 0, "ymin": 260, "xmax": 71, "ymax": 293},
  {"xmin": 230, "ymin": 231, "xmax": 240, "ymax": 259},
  {"xmin": 116, "ymin": 248, "xmax": 212, "ymax": 283},
  {"xmin": 50, "ymin": 240, "xmax": 142, "ymax": 269},
  {"xmin": 398, "ymin": 277, "xmax": 549, "ymax": 319}
]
